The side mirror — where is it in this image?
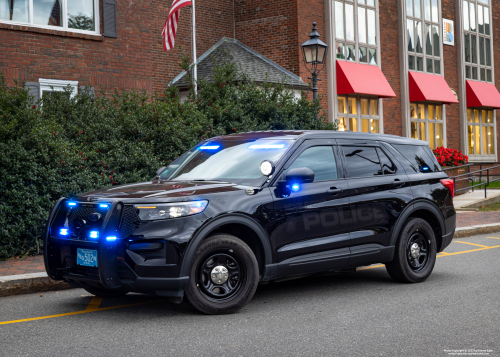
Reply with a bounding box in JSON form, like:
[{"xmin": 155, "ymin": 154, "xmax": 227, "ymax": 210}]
[
  {"xmin": 286, "ymin": 167, "xmax": 315, "ymax": 184},
  {"xmin": 156, "ymin": 167, "xmax": 167, "ymax": 175}
]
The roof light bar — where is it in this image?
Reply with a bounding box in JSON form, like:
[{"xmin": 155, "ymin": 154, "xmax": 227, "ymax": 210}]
[{"xmin": 199, "ymin": 145, "xmax": 220, "ymax": 150}]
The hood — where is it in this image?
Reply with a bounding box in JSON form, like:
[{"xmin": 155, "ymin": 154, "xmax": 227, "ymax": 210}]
[{"xmin": 76, "ymin": 180, "xmax": 245, "ymax": 201}]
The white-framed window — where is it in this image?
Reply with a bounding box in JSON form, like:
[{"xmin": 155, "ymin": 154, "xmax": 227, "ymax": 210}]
[
  {"xmin": 406, "ymin": 0, "xmax": 441, "ymax": 74},
  {"xmin": 0, "ymin": 0, "xmax": 99, "ymax": 34},
  {"xmin": 463, "ymin": 0, "xmax": 492, "ymax": 82},
  {"xmin": 337, "ymin": 95, "xmax": 380, "ymax": 133},
  {"xmin": 39, "ymin": 78, "xmax": 78, "ymax": 98},
  {"xmin": 409, "ymin": 102, "xmax": 444, "ymax": 149},
  {"xmin": 334, "ymin": 0, "xmax": 378, "ymax": 65},
  {"xmin": 467, "ymin": 108, "xmax": 495, "ymax": 156}
]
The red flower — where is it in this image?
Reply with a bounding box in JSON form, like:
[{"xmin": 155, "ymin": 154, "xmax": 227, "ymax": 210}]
[
  {"xmin": 113, "ymin": 181, "xmax": 116, "ymax": 184},
  {"xmin": 53, "ymin": 132, "xmax": 56, "ymax": 135},
  {"xmin": 110, "ymin": 176, "xmax": 113, "ymax": 179},
  {"xmin": 32, "ymin": 105, "xmax": 36, "ymax": 109}
]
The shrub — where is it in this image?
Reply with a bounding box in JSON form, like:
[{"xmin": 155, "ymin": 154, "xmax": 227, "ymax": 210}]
[
  {"xmin": 433, "ymin": 147, "xmax": 468, "ymax": 167},
  {"xmin": 0, "ymin": 57, "xmax": 334, "ymax": 260}
]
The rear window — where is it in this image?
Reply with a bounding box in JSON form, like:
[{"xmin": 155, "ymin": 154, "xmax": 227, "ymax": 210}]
[{"xmin": 392, "ymin": 144, "xmax": 441, "ymax": 173}]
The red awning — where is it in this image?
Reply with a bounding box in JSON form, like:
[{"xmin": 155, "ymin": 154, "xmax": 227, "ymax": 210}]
[
  {"xmin": 466, "ymin": 80, "xmax": 500, "ymax": 108},
  {"xmin": 336, "ymin": 61, "xmax": 396, "ymax": 98},
  {"xmin": 408, "ymin": 71, "xmax": 458, "ymax": 104}
]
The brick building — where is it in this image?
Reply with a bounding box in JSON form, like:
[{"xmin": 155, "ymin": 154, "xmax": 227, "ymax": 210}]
[{"xmin": 1, "ymin": 0, "xmax": 499, "ymax": 162}]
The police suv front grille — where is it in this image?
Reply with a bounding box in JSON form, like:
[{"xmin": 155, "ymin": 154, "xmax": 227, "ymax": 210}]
[
  {"xmin": 63, "ymin": 204, "xmax": 147, "ymax": 240},
  {"xmin": 119, "ymin": 205, "xmax": 149, "ymax": 239},
  {"xmin": 67, "ymin": 205, "xmax": 104, "ymax": 239}
]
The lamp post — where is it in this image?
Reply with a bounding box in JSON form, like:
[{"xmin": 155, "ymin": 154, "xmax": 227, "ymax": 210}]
[{"xmin": 301, "ymin": 22, "xmax": 328, "ymax": 104}]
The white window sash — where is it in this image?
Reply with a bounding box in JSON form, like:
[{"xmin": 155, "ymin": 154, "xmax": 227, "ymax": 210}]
[{"xmin": 0, "ymin": 0, "xmax": 100, "ymax": 35}]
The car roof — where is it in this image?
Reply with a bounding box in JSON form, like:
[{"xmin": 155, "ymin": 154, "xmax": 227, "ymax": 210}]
[{"xmin": 210, "ymin": 130, "xmax": 428, "ymax": 145}]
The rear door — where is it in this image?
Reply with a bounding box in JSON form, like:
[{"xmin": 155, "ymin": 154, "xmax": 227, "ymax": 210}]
[
  {"xmin": 272, "ymin": 140, "xmax": 351, "ymax": 276},
  {"xmin": 338, "ymin": 140, "xmax": 413, "ymax": 264}
]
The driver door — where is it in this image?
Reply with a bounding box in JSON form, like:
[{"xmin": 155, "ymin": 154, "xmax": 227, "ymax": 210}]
[{"xmin": 272, "ymin": 140, "xmax": 351, "ymax": 277}]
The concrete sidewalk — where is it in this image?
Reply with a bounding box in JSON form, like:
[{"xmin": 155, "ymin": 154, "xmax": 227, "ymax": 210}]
[{"xmin": 454, "ymin": 189, "xmax": 500, "ymax": 209}]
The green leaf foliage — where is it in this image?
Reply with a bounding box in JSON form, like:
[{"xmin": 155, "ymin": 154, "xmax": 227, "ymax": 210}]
[{"xmin": 0, "ymin": 55, "xmax": 334, "ymax": 260}]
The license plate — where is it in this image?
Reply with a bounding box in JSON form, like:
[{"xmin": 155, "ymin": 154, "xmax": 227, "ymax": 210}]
[{"xmin": 77, "ymin": 248, "xmax": 98, "ymax": 267}]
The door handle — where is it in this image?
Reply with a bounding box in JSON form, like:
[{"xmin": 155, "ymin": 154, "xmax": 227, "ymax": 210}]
[
  {"xmin": 326, "ymin": 187, "xmax": 342, "ymax": 195},
  {"xmin": 392, "ymin": 179, "xmax": 404, "ymax": 188}
]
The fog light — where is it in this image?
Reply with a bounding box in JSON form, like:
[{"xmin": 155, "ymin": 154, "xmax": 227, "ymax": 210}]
[
  {"xmin": 68, "ymin": 202, "xmax": 76, "ymax": 206},
  {"xmin": 59, "ymin": 228, "xmax": 68, "ymax": 236},
  {"xmin": 89, "ymin": 231, "xmax": 99, "ymax": 239},
  {"xmin": 106, "ymin": 236, "xmax": 117, "ymax": 241}
]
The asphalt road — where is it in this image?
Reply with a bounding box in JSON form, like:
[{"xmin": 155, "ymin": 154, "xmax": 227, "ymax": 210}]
[{"xmin": 1, "ymin": 234, "xmax": 500, "ymax": 357}]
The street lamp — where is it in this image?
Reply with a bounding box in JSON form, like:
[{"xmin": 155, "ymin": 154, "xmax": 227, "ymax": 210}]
[{"xmin": 301, "ymin": 22, "xmax": 328, "ymax": 102}]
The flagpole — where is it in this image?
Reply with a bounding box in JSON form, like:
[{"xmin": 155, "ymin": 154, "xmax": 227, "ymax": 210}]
[{"xmin": 192, "ymin": 0, "xmax": 197, "ymax": 95}]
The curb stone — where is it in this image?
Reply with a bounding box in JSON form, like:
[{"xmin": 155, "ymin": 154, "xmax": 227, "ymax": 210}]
[
  {"xmin": 0, "ymin": 272, "xmax": 70, "ymax": 297},
  {"xmin": 1, "ymin": 223, "xmax": 499, "ymax": 298},
  {"xmin": 453, "ymin": 223, "xmax": 500, "ymax": 238}
]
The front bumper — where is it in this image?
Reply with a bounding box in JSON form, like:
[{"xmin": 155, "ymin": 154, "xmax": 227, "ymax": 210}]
[{"xmin": 44, "ymin": 199, "xmax": 189, "ymax": 298}]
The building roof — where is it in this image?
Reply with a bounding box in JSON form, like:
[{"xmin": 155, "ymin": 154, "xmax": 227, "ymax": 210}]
[{"xmin": 170, "ymin": 38, "xmax": 308, "ymax": 89}]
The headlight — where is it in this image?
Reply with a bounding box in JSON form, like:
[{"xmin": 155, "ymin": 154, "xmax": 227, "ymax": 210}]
[{"xmin": 134, "ymin": 200, "xmax": 208, "ymax": 221}]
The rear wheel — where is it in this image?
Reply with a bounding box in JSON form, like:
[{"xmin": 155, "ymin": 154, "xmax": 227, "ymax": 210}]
[
  {"xmin": 386, "ymin": 217, "xmax": 437, "ymax": 283},
  {"xmin": 185, "ymin": 234, "xmax": 259, "ymax": 315},
  {"xmin": 83, "ymin": 286, "xmax": 129, "ymax": 298}
]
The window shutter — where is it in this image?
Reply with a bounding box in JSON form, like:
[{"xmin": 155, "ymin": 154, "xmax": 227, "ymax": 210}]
[
  {"xmin": 103, "ymin": 0, "xmax": 118, "ymax": 38},
  {"xmin": 25, "ymin": 82, "xmax": 40, "ymax": 102},
  {"xmin": 79, "ymin": 86, "xmax": 95, "ymax": 97}
]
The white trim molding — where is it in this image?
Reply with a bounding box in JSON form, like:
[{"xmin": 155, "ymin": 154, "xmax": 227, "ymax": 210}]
[{"xmin": 39, "ymin": 78, "xmax": 79, "ymax": 98}]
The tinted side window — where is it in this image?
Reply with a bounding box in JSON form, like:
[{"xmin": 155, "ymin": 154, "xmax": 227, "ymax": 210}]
[
  {"xmin": 377, "ymin": 148, "xmax": 397, "ymax": 175},
  {"xmin": 342, "ymin": 146, "xmax": 382, "ymax": 177},
  {"xmin": 287, "ymin": 146, "xmax": 338, "ymax": 182},
  {"xmin": 393, "ymin": 144, "xmax": 440, "ymax": 172}
]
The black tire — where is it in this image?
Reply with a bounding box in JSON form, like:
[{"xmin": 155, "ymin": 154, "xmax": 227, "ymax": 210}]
[
  {"xmin": 185, "ymin": 234, "xmax": 259, "ymax": 315},
  {"xmin": 83, "ymin": 285, "xmax": 129, "ymax": 298},
  {"xmin": 385, "ymin": 217, "xmax": 437, "ymax": 283}
]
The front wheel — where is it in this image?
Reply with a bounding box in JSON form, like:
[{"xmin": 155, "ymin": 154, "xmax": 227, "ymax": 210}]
[
  {"xmin": 385, "ymin": 217, "xmax": 437, "ymax": 283},
  {"xmin": 185, "ymin": 234, "xmax": 259, "ymax": 314}
]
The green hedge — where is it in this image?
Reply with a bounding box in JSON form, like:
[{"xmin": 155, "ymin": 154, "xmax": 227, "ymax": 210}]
[{"xmin": 0, "ymin": 58, "xmax": 334, "ymax": 260}]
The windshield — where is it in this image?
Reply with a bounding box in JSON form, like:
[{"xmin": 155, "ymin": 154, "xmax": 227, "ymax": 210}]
[{"xmin": 158, "ymin": 139, "xmax": 293, "ymax": 186}]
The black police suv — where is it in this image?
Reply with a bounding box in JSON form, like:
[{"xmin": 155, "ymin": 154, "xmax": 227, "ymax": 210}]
[{"xmin": 44, "ymin": 131, "xmax": 456, "ymax": 314}]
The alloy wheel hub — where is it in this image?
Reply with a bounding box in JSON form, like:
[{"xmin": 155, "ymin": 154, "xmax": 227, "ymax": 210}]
[
  {"xmin": 211, "ymin": 266, "xmax": 229, "ymax": 285},
  {"xmin": 410, "ymin": 243, "xmax": 420, "ymax": 259}
]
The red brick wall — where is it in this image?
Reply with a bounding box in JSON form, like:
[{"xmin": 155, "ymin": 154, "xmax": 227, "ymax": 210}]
[
  {"xmin": 0, "ymin": 2, "xmax": 153, "ymax": 92},
  {"xmin": 0, "ymin": 0, "xmax": 234, "ymax": 93},
  {"xmin": 442, "ymin": 0, "xmax": 460, "ymax": 151},
  {"xmin": 235, "ymin": 0, "xmax": 300, "ymax": 76},
  {"xmin": 379, "ymin": 0, "xmax": 403, "ymax": 136},
  {"xmin": 296, "ymin": 0, "xmax": 328, "ymax": 111},
  {"xmin": 150, "ymin": 0, "xmax": 234, "ymax": 92}
]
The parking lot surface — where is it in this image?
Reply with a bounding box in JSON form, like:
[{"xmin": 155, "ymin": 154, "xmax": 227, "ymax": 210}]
[{"xmin": 1, "ymin": 234, "xmax": 499, "ymax": 357}]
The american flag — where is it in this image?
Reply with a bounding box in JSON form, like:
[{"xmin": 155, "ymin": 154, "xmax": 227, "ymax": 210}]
[{"xmin": 162, "ymin": 0, "xmax": 192, "ymax": 51}]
